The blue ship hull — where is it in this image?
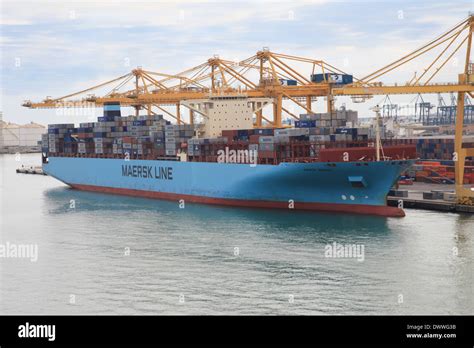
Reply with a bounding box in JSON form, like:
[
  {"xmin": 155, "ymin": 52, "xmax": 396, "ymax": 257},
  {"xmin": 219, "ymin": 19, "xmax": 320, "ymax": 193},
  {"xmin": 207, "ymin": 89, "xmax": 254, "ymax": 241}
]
[{"xmin": 43, "ymin": 157, "xmax": 412, "ymax": 217}]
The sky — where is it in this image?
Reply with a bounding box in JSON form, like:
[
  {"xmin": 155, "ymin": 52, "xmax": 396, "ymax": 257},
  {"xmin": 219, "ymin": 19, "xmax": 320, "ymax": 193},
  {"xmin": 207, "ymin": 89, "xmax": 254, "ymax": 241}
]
[{"xmin": 1, "ymin": 0, "xmax": 474, "ymax": 125}]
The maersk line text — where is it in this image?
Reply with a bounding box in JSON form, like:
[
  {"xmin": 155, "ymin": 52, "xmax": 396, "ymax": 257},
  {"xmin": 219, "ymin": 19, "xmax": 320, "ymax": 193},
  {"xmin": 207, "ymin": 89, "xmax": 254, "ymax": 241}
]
[{"xmin": 121, "ymin": 165, "xmax": 173, "ymax": 180}]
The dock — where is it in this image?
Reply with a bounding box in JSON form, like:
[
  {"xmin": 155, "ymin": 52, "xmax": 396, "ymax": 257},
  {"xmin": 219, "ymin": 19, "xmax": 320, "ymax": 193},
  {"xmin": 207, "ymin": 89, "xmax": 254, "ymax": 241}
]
[
  {"xmin": 16, "ymin": 166, "xmax": 47, "ymax": 175},
  {"xmin": 388, "ymin": 182, "xmax": 474, "ymax": 213}
]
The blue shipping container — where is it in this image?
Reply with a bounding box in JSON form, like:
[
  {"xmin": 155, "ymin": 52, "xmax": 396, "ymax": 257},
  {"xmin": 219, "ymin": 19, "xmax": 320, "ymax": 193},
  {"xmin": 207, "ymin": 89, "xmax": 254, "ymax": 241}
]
[
  {"xmin": 311, "ymin": 73, "xmax": 353, "ymax": 85},
  {"xmin": 253, "ymin": 128, "xmax": 274, "ymax": 135},
  {"xmin": 103, "ymin": 115, "xmax": 117, "ymax": 122},
  {"xmin": 279, "ymin": 79, "xmax": 297, "ymax": 86},
  {"xmin": 336, "ymin": 128, "xmax": 358, "ymax": 135},
  {"xmin": 104, "ymin": 111, "xmax": 121, "ymax": 118},
  {"xmin": 295, "ymin": 120, "xmax": 316, "ymax": 128},
  {"xmin": 103, "ymin": 104, "xmax": 121, "ymax": 111}
]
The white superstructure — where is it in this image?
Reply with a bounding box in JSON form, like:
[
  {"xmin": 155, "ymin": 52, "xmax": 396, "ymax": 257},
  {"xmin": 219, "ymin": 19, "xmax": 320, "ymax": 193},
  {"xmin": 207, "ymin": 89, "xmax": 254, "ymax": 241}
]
[{"xmin": 181, "ymin": 94, "xmax": 271, "ymax": 137}]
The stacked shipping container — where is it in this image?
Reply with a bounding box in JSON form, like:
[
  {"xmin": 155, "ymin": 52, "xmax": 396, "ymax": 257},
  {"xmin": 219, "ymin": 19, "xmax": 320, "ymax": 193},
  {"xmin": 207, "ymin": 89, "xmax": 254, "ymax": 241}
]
[
  {"xmin": 46, "ymin": 124, "xmax": 76, "ymax": 154},
  {"xmin": 165, "ymin": 124, "xmax": 195, "ymax": 156},
  {"xmin": 44, "ymin": 103, "xmax": 172, "ymax": 158},
  {"xmin": 45, "ymin": 106, "xmax": 474, "ymax": 166},
  {"xmin": 408, "ymin": 161, "xmax": 474, "ymax": 184}
]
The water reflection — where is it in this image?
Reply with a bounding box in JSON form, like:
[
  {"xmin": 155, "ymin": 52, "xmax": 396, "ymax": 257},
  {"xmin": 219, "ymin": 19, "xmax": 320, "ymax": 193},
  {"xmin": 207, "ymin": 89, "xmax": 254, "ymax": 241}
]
[
  {"xmin": 3, "ymin": 154, "xmax": 473, "ymax": 314},
  {"xmin": 43, "ymin": 186, "xmax": 391, "ymax": 239},
  {"xmin": 452, "ymin": 214, "xmax": 474, "ymax": 312}
]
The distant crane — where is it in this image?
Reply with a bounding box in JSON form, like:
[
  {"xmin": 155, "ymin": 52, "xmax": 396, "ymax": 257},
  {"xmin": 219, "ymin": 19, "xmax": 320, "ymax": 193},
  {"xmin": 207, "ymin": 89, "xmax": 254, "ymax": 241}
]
[
  {"xmin": 434, "ymin": 93, "xmax": 474, "ymax": 125},
  {"xmin": 381, "ymin": 95, "xmax": 399, "ymax": 120},
  {"xmin": 413, "ymin": 94, "xmax": 434, "ymax": 125}
]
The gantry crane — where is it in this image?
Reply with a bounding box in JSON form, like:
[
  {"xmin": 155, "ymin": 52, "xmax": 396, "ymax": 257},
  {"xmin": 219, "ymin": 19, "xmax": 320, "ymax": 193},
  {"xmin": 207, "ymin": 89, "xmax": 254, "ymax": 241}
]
[
  {"xmin": 23, "ymin": 15, "xmax": 474, "ymax": 204},
  {"xmin": 22, "ymin": 52, "xmax": 349, "ymax": 126},
  {"xmin": 331, "ymin": 15, "xmax": 474, "ymax": 205}
]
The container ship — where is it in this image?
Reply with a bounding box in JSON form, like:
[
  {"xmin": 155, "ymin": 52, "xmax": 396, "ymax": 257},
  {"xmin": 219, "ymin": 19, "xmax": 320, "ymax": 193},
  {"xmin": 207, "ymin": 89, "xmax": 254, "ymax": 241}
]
[{"xmin": 41, "ymin": 97, "xmax": 416, "ymax": 217}]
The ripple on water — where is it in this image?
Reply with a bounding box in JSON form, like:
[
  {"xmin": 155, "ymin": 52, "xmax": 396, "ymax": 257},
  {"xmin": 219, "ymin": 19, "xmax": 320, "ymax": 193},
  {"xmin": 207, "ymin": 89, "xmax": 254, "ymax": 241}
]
[{"xmin": 1, "ymin": 154, "xmax": 473, "ymax": 314}]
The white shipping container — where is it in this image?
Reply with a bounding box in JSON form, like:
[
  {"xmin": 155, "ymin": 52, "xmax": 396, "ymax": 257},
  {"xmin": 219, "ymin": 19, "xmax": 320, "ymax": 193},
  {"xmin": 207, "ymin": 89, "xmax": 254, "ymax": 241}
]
[
  {"xmin": 249, "ymin": 144, "xmax": 259, "ymax": 151},
  {"xmin": 309, "ymin": 135, "xmax": 331, "ymax": 142},
  {"xmin": 274, "ymin": 135, "xmax": 290, "ymax": 143},
  {"xmin": 259, "ymin": 136, "xmax": 274, "ymax": 144},
  {"xmin": 166, "ymin": 144, "xmax": 178, "ymax": 150},
  {"xmin": 321, "ymin": 113, "xmax": 331, "ymax": 120},
  {"xmin": 357, "ymin": 128, "xmax": 369, "ymax": 135},
  {"xmin": 165, "ymin": 131, "xmax": 178, "ymax": 137},
  {"xmin": 274, "ymin": 129, "xmax": 289, "ymax": 136},
  {"xmin": 287, "ymin": 128, "xmax": 309, "ymax": 136}
]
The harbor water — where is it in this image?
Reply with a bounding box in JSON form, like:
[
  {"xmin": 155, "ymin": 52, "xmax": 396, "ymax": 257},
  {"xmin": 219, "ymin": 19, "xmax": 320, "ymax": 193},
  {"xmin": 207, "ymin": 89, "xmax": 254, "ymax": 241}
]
[{"xmin": 0, "ymin": 153, "xmax": 472, "ymax": 315}]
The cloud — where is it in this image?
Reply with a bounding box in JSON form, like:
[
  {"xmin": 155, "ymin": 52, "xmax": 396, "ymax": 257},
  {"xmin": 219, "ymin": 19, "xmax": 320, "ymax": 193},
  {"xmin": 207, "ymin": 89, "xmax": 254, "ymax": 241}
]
[
  {"xmin": 1, "ymin": 0, "xmax": 472, "ymax": 125},
  {"xmin": 0, "ymin": 0, "xmax": 323, "ymax": 30},
  {"xmin": 0, "ymin": 19, "xmax": 32, "ymax": 25}
]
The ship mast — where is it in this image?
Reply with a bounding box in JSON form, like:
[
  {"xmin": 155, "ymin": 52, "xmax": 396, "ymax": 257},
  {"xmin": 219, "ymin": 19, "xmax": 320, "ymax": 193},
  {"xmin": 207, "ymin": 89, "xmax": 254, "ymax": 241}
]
[{"xmin": 372, "ymin": 105, "xmax": 382, "ymax": 162}]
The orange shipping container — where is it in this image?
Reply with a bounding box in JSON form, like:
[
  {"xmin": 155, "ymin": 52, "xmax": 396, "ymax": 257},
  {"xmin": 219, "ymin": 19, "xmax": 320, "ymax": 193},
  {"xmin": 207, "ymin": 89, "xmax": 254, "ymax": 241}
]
[
  {"xmin": 416, "ymin": 171, "xmax": 430, "ymax": 177},
  {"xmin": 420, "ymin": 161, "xmax": 441, "ymax": 166}
]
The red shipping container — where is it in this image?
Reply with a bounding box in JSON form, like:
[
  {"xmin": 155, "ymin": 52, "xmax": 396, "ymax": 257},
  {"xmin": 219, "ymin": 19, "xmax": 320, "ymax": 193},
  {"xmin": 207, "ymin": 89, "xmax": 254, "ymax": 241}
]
[
  {"xmin": 221, "ymin": 130, "xmax": 238, "ymax": 139},
  {"xmin": 319, "ymin": 145, "xmax": 416, "ymax": 162},
  {"xmin": 258, "ymin": 151, "xmax": 276, "ymax": 158},
  {"xmin": 249, "ymin": 135, "xmax": 260, "ymax": 144}
]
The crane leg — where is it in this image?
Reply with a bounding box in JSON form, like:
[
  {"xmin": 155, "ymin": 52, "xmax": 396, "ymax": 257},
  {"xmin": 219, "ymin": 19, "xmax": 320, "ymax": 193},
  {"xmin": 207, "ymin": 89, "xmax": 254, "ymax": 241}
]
[{"xmin": 454, "ymin": 75, "xmax": 474, "ymax": 205}]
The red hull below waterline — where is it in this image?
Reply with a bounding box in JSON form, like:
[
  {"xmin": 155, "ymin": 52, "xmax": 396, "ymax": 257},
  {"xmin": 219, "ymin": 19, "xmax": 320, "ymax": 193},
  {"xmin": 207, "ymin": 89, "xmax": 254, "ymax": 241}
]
[{"xmin": 69, "ymin": 183, "xmax": 405, "ymax": 217}]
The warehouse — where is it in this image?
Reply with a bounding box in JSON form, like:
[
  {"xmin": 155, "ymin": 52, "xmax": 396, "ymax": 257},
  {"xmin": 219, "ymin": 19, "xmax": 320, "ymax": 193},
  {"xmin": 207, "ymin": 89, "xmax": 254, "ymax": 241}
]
[{"xmin": 0, "ymin": 112, "xmax": 45, "ymax": 153}]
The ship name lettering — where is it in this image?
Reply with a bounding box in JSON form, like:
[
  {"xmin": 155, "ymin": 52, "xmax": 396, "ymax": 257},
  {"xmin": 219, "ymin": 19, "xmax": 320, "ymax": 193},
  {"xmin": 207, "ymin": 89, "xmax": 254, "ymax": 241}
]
[{"xmin": 121, "ymin": 165, "xmax": 173, "ymax": 180}]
